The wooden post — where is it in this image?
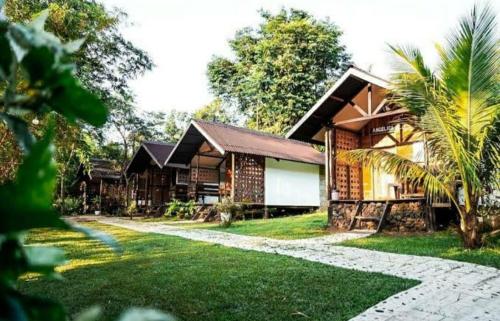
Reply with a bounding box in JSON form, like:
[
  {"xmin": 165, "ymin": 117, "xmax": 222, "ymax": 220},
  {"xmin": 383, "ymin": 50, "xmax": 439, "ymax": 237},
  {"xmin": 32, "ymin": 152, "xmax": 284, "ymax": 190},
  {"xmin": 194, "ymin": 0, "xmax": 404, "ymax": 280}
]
[
  {"xmin": 330, "ymin": 126, "xmax": 336, "ymax": 192},
  {"xmin": 195, "ymin": 154, "xmax": 200, "ymax": 203},
  {"xmin": 217, "ymin": 162, "xmax": 222, "ymax": 202},
  {"xmin": 324, "ymin": 128, "xmax": 331, "ymax": 200},
  {"xmin": 230, "ymin": 153, "xmax": 235, "ymax": 202},
  {"xmin": 98, "ymin": 179, "xmax": 103, "ymax": 214},
  {"xmin": 144, "ymin": 169, "xmax": 149, "ymax": 216},
  {"xmin": 367, "ymin": 84, "xmax": 372, "ymax": 115},
  {"xmin": 264, "ymin": 207, "xmax": 269, "ymax": 219}
]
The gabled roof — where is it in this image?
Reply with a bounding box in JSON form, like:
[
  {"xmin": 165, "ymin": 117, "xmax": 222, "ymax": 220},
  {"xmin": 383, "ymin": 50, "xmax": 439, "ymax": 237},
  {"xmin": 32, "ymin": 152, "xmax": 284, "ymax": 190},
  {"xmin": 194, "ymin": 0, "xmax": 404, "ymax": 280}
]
[
  {"xmin": 286, "ymin": 66, "xmax": 389, "ymax": 143},
  {"xmin": 143, "ymin": 141, "xmax": 175, "ymax": 166},
  {"xmin": 166, "ymin": 120, "xmax": 324, "ymax": 166},
  {"xmin": 76, "ymin": 159, "xmax": 122, "ymax": 181},
  {"xmin": 126, "ymin": 141, "xmax": 175, "ymax": 176}
]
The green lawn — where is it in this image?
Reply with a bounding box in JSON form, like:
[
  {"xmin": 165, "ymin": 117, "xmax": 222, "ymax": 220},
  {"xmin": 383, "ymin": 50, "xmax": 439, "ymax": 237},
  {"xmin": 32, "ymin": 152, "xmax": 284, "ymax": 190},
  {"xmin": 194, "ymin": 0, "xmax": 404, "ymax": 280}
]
[
  {"xmin": 163, "ymin": 211, "xmax": 329, "ymax": 239},
  {"xmin": 21, "ymin": 223, "xmax": 418, "ymax": 321},
  {"xmin": 341, "ymin": 231, "xmax": 500, "ymax": 269}
]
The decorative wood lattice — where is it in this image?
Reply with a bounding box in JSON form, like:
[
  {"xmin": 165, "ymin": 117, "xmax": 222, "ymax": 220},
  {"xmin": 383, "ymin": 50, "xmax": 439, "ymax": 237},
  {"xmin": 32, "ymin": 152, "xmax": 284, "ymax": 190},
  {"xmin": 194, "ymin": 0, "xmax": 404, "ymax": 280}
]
[
  {"xmin": 234, "ymin": 154, "xmax": 265, "ymax": 204},
  {"xmin": 334, "ymin": 129, "xmax": 361, "ymax": 200},
  {"xmin": 176, "ymin": 169, "xmax": 189, "ymax": 184},
  {"xmin": 190, "ymin": 168, "xmax": 219, "ymax": 183}
]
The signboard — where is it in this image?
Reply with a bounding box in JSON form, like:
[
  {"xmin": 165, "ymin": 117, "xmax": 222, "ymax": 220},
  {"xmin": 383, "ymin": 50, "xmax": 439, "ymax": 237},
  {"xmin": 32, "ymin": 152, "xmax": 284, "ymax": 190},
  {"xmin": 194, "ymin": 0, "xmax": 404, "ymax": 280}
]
[{"xmin": 371, "ymin": 125, "xmax": 395, "ymax": 134}]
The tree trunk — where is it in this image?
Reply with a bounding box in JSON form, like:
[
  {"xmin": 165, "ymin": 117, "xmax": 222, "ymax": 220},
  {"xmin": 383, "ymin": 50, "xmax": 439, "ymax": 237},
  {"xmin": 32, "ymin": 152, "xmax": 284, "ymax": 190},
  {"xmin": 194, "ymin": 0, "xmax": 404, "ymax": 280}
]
[
  {"xmin": 459, "ymin": 209, "xmax": 482, "ymax": 249},
  {"xmin": 60, "ymin": 172, "xmax": 65, "ymax": 215}
]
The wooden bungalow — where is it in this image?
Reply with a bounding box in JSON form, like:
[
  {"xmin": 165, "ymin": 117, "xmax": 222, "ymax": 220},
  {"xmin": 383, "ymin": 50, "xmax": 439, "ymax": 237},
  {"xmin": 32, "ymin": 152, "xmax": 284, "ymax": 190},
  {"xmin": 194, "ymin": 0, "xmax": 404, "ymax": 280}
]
[
  {"xmin": 125, "ymin": 141, "xmax": 189, "ymax": 213},
  {"xmin": 74, "ymin": 159, "xmax": 123, "ymax": 214},
  {"xmin": 165, "ymin": 120, "xmax": 325, "ymax": 211},
  {"xmin": 287, "ymin": 66, "xmax": 443, "ymax": 232}
]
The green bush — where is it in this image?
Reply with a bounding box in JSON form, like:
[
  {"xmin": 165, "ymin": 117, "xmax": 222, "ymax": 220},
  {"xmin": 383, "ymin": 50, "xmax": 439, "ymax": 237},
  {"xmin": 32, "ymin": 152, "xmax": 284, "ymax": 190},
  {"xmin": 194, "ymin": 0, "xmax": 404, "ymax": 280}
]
[
  {"xmin": 214, "ymin": 197, "xmax": 242, "ymax": 228},
  {"xmin": 57, "ymin": 197, "xmax": 82, "ymax": 215},
  {"xmin": 165, "ymin": 199, "xmax": 196, "ymax": 219}
]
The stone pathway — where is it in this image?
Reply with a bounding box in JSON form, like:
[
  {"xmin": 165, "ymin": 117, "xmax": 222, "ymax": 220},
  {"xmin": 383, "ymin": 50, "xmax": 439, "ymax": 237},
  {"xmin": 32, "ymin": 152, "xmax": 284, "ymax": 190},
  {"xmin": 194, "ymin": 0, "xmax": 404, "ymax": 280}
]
[{"xmin": 93, "ymin": 217, "xmax": 500, "ymax": 321}]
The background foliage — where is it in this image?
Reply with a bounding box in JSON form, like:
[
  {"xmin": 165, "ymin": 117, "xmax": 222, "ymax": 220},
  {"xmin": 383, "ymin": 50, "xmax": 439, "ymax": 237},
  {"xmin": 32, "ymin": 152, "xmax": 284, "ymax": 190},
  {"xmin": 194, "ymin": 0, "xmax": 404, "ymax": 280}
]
[{"xmin": 207, "ymin": 8, "xmax": 351, "ymax": 134}]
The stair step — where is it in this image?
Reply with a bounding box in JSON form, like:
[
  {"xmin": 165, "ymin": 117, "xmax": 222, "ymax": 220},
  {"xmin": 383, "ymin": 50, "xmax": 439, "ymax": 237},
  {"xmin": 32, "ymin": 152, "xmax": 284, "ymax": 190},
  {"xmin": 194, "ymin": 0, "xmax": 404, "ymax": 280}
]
[{"xmin": 354, "ymin": 216, "xmax": 380, "ymax": 221}]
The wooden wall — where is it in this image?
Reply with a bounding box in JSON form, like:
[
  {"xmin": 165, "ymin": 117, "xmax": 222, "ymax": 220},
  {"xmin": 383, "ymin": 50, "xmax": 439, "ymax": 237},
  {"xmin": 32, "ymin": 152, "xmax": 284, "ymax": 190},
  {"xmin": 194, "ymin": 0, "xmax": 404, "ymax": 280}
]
[
  {"xmin": 334, "ymin": 128, "xmax": 362, "ymax": 200},
  {"xmin": 230, "ymin": 153, "xmax": 265, "ymax": 204}
]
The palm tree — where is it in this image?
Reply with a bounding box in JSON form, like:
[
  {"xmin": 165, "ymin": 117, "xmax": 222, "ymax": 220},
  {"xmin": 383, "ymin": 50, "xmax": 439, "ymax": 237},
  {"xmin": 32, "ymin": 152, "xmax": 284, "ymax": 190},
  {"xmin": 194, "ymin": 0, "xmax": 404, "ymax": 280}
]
[{"xmin": 342, "ymin": 4, "xmax": 499, "ymax": 248}]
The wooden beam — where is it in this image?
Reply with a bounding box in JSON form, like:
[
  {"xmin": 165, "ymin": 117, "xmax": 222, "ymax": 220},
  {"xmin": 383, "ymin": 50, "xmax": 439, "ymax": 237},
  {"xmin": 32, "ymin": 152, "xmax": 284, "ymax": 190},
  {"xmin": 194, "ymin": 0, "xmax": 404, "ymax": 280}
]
[
  {"xmin": 372, "ymin": 98, "xmax": 387, "ymax": 115},
  {"xmin": 350, "ymin": 102, "xmax": 368, "ymax": 117},
  {"xmin": 334, "ymin": 108, "xmax": 407, "ymax": 126},
  {"xmin": 329, "ymin": 95, "xmax": 344, "ymax": 102}
]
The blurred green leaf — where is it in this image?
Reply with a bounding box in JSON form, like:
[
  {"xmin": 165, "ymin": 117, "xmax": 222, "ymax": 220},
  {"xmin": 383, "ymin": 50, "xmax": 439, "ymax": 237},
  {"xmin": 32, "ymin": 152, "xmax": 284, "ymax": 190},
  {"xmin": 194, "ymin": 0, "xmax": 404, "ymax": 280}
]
[
  {"xmin": 0, "ymin": 124, "xmax": 68, "ymax": 233},
  {"xmin": 118, "ymin": 308, "xmax": 176, "ymax": 321},
  {"xmin": 13, "ymin": 292, "xmax": 66, "ymax": 321},
  {"xmin": 28, "ymin": 10, "xmax": 49, "ymax": 31},
  {"xmin": 0, "ymin": 113, "xmax": 35, "ymax": 153},
  {"xmin": 20, "ymin": 46, "xmax": 56, "ymax": 85},
  {"xmin": 0, "ymin": 21, "xmax": 12, "ymax": 80},
  {"xmin": 74, "ymin": 306, "xmax": 102, "ymax": 321},
  {"xmin": 24, "ymin": 246, "xmax": 66, "ymax": 275},
  {"xmin": 48, "ymin": 70, "xmax": 108, "ymax": 127},
  {"xmin": 70, "ymin": 224, "xmax": 122, "ymax": 255},
  {"xmin": 0, "ymin": 238, "xmax": 27, "ymax": 286},
  {"xmin": 64, "ymin": 38, "xmax": 86, "ymax": 54}
]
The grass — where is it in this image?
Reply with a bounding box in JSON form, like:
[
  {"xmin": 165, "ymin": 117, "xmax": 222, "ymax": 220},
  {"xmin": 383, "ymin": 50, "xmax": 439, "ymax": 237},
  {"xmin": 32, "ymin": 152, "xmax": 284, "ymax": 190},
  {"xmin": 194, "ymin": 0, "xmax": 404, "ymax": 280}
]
[
  {"xmin": 21, "ymin": 223, "xmax": 418, "ymax": 321},
  {"xmin": 341, "ymin": 230, "xmax": 500, "ymax": 269},
  {"xmin": 163, "ymin": 211, "xmax": 329, "ymax": 239}
]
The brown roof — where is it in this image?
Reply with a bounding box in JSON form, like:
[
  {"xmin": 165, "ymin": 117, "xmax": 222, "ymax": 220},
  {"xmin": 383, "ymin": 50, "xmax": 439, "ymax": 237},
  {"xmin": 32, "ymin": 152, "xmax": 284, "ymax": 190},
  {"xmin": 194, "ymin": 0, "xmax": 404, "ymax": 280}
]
[
  {"xmin": 77, "ymin": 159, "xmax": 122, "ymax": 181},
  {"xmin": 142, "ymin": 141, "xmax": 175, "ymax": 166},
  {"xmin": 167, "ymin": 120, "xmax": 324, "ymax": 165},
  {"xmin": 125, "ymin": 141, "xmax": 176, "ymax": 176}
]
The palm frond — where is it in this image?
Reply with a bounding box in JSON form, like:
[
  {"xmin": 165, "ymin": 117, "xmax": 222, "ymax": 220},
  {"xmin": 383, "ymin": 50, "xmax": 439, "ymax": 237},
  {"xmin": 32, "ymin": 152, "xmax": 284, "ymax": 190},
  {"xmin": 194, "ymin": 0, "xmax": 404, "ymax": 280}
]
[{"xmin": 439, "ymin": 4, "xmax": 499, "ymax": 146}]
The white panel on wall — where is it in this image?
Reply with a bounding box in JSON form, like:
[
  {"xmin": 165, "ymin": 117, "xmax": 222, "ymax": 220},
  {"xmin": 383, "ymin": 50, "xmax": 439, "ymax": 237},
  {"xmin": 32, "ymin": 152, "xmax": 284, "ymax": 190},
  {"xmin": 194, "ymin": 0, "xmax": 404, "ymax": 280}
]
[{"xmin": 264, "ymin": 158, "xmax": 320, "ymax": 207}]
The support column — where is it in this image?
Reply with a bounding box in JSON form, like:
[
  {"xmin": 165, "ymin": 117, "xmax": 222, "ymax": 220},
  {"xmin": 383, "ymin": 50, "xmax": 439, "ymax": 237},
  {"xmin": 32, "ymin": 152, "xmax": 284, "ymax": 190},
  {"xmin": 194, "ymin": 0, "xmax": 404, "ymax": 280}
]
[
  {"xmin": 325, "ymin": 127, "xmax": 332, "ymax": 225},
  {"xmin": 230, "ymin": 153, "xmax": 235, "ymax": 202},
  {"xmin": 195, "ymin": 154, "xmax": 200, "ymax": 203},
  {"xmin": 331, "ymin": 126, "xmax": 336, "ymax": 192}
]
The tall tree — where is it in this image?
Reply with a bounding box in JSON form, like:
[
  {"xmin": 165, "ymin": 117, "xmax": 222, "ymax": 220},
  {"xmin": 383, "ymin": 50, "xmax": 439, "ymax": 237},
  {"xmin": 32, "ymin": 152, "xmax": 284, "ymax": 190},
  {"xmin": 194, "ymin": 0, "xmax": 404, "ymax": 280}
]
[
  {"xmin": 193, "ymin": 98, "xmax": 239, "ymax": 124},
  {"xmin": 3, "ymin": 0, "xmax": 153, "ymax": 200},
  {"xmin": 164, "ymin": 110, "xmax": 190, "ymax": 143},
  {"xmin": 343, "ymin": 4, "xmax": 499, "ymax": 248},
  {"xmin": 207, "ymin": 8, "xmax": 350, "ymax": 134}
]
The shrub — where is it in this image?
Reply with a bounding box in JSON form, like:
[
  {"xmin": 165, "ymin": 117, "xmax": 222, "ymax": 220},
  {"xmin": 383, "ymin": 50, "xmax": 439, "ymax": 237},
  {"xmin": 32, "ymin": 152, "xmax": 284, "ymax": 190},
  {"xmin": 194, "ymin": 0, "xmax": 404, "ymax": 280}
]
[
  {"xmin": 126, "ymin": 200, "xmax": 137, "ymax": 216},
  {"xmin": 214, "ymin": 197, "xmax": 241, "ymax": 228},
  {"xmin": 56, "ymin": 197, "xmax": 82, "ymax": 215},
  {"xmin": 165, "ymin": 199, "xmax": 196, "ymax": 219}
]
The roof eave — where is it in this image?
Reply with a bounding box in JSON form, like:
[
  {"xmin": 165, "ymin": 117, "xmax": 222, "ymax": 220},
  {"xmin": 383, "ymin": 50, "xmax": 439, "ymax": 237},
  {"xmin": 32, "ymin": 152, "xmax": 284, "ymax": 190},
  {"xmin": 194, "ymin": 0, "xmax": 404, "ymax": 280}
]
[{"xmin": 286, "ymin": 67, "xmax": 389, "ymax": 139}]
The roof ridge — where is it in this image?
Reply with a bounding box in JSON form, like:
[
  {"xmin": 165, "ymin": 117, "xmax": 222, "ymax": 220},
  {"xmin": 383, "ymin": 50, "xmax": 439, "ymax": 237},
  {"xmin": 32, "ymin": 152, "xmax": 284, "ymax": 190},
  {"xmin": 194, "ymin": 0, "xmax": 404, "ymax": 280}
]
[
  {"xmin": 143, "ymin": 141, "xmax": 176, "ymax": 146},
  {"xmin": 348, "ymin": 64, "xmax": 389, "ymax": 83},
  {"xmin": 193, "ymin": 120, "xmax": 313, "ymax": 147}
]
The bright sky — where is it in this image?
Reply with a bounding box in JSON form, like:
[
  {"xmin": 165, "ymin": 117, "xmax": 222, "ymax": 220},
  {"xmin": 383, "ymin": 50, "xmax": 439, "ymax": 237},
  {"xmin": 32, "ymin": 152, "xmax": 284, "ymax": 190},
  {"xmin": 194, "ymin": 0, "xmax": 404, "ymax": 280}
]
[{"xmin": 104, "ymin": 0, "xmax": 497, "ymax": 113}]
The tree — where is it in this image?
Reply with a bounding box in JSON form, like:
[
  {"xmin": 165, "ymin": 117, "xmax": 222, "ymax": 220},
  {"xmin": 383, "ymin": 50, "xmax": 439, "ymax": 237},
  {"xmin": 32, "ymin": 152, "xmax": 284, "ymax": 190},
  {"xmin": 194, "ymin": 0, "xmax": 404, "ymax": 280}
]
[
  {"xmin": 342, "ymin": 4, "xmax": 499, "ymax": 248},
  {"xmin": 193, "ymin": 98, "xmax": 239, "ymax": 124},
  {"xmin": 0, "ymin": 10, "xmax": 173, "ymax": 320},
  {"xmin": 164, "ymin": 110, "xmax": 191, "ymax": 143},
  {"xmin": 3, "ymin": 0, "xmax": 153, "ymax": 202},
  {"xmin": 207, "ymin": 8, "xmax": 351, "ymax": 134}
]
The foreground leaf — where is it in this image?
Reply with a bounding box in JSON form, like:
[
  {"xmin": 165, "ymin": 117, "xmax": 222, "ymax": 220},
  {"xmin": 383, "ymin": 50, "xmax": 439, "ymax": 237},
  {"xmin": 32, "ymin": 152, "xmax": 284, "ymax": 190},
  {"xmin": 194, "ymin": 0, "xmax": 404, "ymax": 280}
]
[
  {"xmin": 118, "ymin": 308, "xmax": 176, "ymax": 321},
  {"xmin": 0, "ymin": 125, "xmax": 68, "ymax": 233},
  {"xmin": 0, "ymin": 113, "xmax": 35, "ymax": 153}
]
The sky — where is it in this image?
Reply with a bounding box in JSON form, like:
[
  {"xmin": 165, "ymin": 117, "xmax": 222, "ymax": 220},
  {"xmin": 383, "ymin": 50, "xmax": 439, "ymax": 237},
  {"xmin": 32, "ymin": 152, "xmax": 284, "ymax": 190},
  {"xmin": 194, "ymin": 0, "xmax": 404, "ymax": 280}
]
[{"xmin": 104, "ymin": 0, "xmax": 497, "ymax": 113}]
